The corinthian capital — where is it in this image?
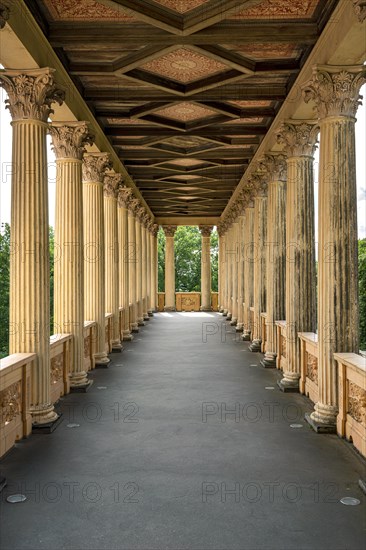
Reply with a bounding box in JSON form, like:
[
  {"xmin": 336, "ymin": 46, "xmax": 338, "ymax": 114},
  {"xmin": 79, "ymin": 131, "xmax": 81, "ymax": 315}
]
[
  {"xmin": 0, "ymin": 3, "xmax": 9, "ymax": 29},
  {"xmin": 151, "ymin": 223, "xmax": 159, "ymax": 237},
  {"xmin": 128, "ymin": 198, "xmax": 140, "ymax": 215},
  {"xmin": 258, "ymin": 153, "xmax": 287, "ymax": 183},
  {"xmin": 0, "ymin": 68, "xmax": 64, "ymax": 121},
  {"xmin": 199, "ymin": 225, "xmax": 213, "ymax": 237},
  {"xmin": 104, "ymin": 172, "xmax": 123, "ymax": 198},
  {"xmin": 276, "ymin": 121, "xmax": 318, "ymax": 157},
  {"xmin": 49, "ymin": 122, "xmax": 94, "ymax": 160},
  {"xmin": 162, "ymin": 225, "xmax": 177, "ymax": 238},
  {"xmin": 82, "ymin": 153, "xmax": 112, "ymax": 183},
  {"xmin": 352, "ymin": 0, "xmax": 366, "ymax": 21},
  {"xmin": 117, "ymin": 186, "xmax": 133, "ymax": 209},
  {"xmin": 302, "ymin": 65, "xmax": 366, "ymax": 119}
]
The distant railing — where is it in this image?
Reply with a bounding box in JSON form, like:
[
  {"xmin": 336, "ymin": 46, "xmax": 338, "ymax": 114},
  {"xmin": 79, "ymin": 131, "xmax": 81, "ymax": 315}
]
[
  {"xmin": 157, "ymin": 292, "xmax": 219, "ymax": 312},
  {"xmin": 275, "ymin": 321, "xmax": 286, "ymax": 371},
  {"xmin": 49, "ymin": 334, "xmax": 72, "ymax": 403},
  {"xmin": 298, "ymin": 332, "xmax": 319, "ymax": 404}
]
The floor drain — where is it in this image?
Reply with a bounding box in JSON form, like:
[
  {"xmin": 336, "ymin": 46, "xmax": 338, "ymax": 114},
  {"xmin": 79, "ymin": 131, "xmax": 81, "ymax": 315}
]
[
  {"xmin": 67, "ymin": 423, "xmax": 80, "ymax": 428},
  {"xmin": 97, "ymin": 386, "xmax": 107, "ymax": 390},
  {"xmin": 340, "ymin": 497, "xmax": 361, "ymax": 506},
  {"xmin": 265, "ymin": 386, "xmax": 275, "ymax": 390},
  {"xmin": 250, "ymin": 364, "xmax": 257, "ymax": 367},
  {"xmin": 290, "ymin": 424, "xmax": 303, "ymax": 428},
  {"xmin": 6, "ymin": 494, "xmax": 27, "ymax": 503}
]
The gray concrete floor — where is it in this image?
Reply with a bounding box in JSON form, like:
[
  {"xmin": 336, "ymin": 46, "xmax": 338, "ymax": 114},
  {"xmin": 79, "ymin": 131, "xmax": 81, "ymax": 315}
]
[{"xmin": 1, "ymin": 312, "xmax": 365, "ymax": 550}]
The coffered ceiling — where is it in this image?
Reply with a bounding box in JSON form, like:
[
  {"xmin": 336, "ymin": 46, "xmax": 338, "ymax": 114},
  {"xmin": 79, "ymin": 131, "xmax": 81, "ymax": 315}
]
[{"xmin": 25, "ymin": 0, "xmax": 339, "ymax": 218}]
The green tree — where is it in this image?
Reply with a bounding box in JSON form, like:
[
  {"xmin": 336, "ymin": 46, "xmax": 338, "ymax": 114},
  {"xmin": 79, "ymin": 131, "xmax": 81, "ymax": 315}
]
[
  {"xmin": 0, "ymin": 223, "xmax": 10, "ymax": 358},
  {"xmin": 157, "ymin": 225, "xmax": 219, "ymax": 293},
  {"xmin": 359, "ymin": 238, "xmax": 366, "ymax": 351},
  {"xmin": 211, "ymin": 229, "xmax": 219, "ymax": 292}
]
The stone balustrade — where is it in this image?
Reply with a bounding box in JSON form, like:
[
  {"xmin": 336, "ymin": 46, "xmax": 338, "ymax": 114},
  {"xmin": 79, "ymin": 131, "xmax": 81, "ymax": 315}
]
[
  {"xmin": 157, "ymin": 292, "xmax": 219, "ymax": 312},
  {"xmin": 84, "ymin": 321, "xmax": 97, "ymax": 372},
  {"xmin": 49, "ymin": 334, "xmax": 72, "ymax": 404},
  {"xmin": 336, "ymin": 353, "xmax": 366, "ymax": 457},
  {"xmin": 298, "ymin": 332, "xmax": 319, "ymax": 404},
  {"xmin": 275, "ymin": 321, "xmax": 287, "ymax": 371},
  {"xmin": 260, "ymin": 313, "xmax": 267, "ymax": 353},
  {"xmin": 105, "ymin": 313, "xmax": 113, "ymax": 355}
]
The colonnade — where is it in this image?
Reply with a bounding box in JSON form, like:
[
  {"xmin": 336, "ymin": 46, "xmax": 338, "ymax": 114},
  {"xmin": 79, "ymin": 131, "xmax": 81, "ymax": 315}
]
[
  {"xmin": 0, "ymin": 67, "xmax": 159, "ymax": 426},
  {"xmin": 218, "ymin": 64, "xmax": 366, "ymax": 431}
]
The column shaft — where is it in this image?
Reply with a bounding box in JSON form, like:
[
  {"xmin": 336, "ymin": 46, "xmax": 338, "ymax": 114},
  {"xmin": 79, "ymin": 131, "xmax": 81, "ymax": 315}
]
[
  {"xmin": 242, "ymin": 207, "xmax": 255, "ymax": 339},
  {"xmin": 199, "ymin": 225, "xmax": 213, "ymax": 311},
  {"xmin": 128, "ymin": 208, "xmax": 139, "ymax": 332},
  {"xmin": 117, "ymin": 187, "xmax": 133, "ymax": 340},
  {"xmin": 163, "ymin": 226, "xmax": 177, "ymax": 311}
]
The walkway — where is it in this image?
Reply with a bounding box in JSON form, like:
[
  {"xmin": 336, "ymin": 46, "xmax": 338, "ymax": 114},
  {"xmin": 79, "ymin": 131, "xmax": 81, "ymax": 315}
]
[{"xmin": 1, "ymin": 313, "xmax": 365, "ymax": 550}]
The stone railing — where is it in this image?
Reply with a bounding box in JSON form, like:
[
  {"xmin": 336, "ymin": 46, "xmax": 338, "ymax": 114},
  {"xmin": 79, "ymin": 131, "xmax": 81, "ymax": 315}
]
[
  {"xmin": 0, "ymin": 353, "xmax": 34, "ymax": 457},
  {"xmin": 84, "ymin": 321, "xmax": 97, "ymax": 372},
  {"xmin": 49, "ymin": 334, "xmax": 72, "ymax": 404},
  {"xmin": 275, "ymin": 321, "xmax": 286, "ymax": 371},
  {"xmin": 157, "ymin": 292, "xmax": 165, "ymax": 312},
  {"xmin": 211, "ymin": 292, "xmax": 219, "ymax": 311},
  {"xmin": 336, "ymin": 353, "xmax": 366, "ymax": 458},
  {"xmin": 260, "ymin": 313, "xmax": 267, "ymax": 353},
  {"xmin": 250, "ymin": 307, "xmax": 255, "ymax": 336},
  {"xmin": 105, "ymin": 313, "xmax": 113, "ymax": 354},
  {"xmin": 119, "ymin": 307, "xmax": 125, "ymax": 341},
  {"xmin": 298, "ymin": 332, "xmax": 319, "ymax": 404},
  {"xmin": 176, "ymin": 292, "xmax": 201, "ymax": 311}
]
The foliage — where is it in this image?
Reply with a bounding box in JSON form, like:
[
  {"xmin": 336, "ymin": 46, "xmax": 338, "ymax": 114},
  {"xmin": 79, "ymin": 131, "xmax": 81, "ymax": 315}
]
[
  {"xmin": 0, "ymin": 223, "xmax": 10, "ymax": 358},
  {"xmin": 157, "ymin": 225, "xmax": 218, "ymax": 293},
  {"xmin": 359, "ymin": 238, "xmax": 366, "ymax": 351}
]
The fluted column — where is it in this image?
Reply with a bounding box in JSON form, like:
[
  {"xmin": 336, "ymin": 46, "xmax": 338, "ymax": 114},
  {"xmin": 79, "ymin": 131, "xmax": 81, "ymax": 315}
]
[
  {"xmin": 276, "ymin": 121, "xmax": 318, "ymax": 390},
  {"xmin": 83, "ymin": 152, "xmax": 112, "ymax": 366},
  {"xmin": 217, "ymin": 226, "xmax": 225, "ymax": 313},
  {"xmin": 302, "ymin": 65, "xmax": 365, "ymax": 428},
  {"xmin": 163, "ymin": 225, "xmax": 177, "ymax": 311},
  {"xmin": 199, "ymin": 225, "xmax": 213, "ymax": 311},
  {"xmin": 230, "ymin": 220, "xmax": 239, "ymax": 325},
  {"xmin": 150, "ymin": 224, "xmax": 159, "ymax": 312},
  {"xmin": 242, "ymin": 204, "xmax": 255, "ymax": 340},
  {"xmin": 127, "ymin": 198, "xmax": 139, "ymax": 332},
  {"xmin": 0, "ymin": 68, "xmax": 64, "ymax": 424},
  {"xmin": 250, "ymin": 185, "xmax": 268, "ymax": 352},
  {"xmin": 260, "ymin": 154, "xmax": 287, "ymax": 367},
  {"xmin": 50, "ymin": 121, "xmax": 93, "ymax": 390},
  {"xmin": 146, "ymin": 221, "xmax": 153, "ymax": 316},
  {"xmin": 135, "ymin": 210, "xmax": 144, "ymax": 326},
  {"xmin": 117, "ymin": 186, "xmax": 134, "ymax": 341},
  {"xmin": 104, "ymin": 173, "xmax": 123, "ymax": 351},
  {"xmin": 236, "ymin": 212, "xmax": 245, "ymax": 331},
  {"xmin": 139, "ymin": 211, "xmax": 149, "ymax": 321},
  {"xmin": 225, "ymin": 223, "xmax": 234, "ymax": 318}
]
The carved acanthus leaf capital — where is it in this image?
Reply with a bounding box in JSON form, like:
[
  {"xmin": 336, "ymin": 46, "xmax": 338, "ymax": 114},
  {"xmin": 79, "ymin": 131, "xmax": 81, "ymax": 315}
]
[
  {"xmin": 302, "ymin": 65, "xmax": 366, "ymax": 119},
  {"xmin": 82, "ymin": 153, "xmax": 112, "ymax": 183},
  {"xmin": 128, "ymin": 198, "xmax": 140, "ymax": 215},
  {"xmin": 352, "ymin": 0, "xmax": 366, "ymax": 21},
  {"xmin": 104, "ymin": 172, "xmax": 123, "ymax": 198},
  {"xmin": 0, "ymin": 68, "xmax": 64, "ymax": 122},
  {"xmin": 117, "ymin": 186, "xmax": 133, "ymax": 209},
  {"xmin": 162, "ymin": 225, "xmax": 177, "ymax": 238},
  {"xmin": 49, "ymin": 122, "xmax": 94, "ymax": 160},
  {"xmin": 0, "ymin": 2, "xmax": 9, "ymax": 29},
  {"xmin": 259, "ymin": 153, "xmax": 287, "ymax": 183},
  {"xmin": 276, "ymin": 121, "xmax": 318, "ymax": 157},
  {"xmin": 199, "ymin": 225, "xmax": 213, "ymax": 237},
  {"xmin": 151, "ymin": 223, "xmax": 159, "ymax": 237}
]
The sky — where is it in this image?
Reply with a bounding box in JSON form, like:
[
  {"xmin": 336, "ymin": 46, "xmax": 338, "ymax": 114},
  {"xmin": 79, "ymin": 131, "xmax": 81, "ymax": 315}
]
[{"xmin": 0, "ymin": 85, "xmax": 365, "ymax": 237}]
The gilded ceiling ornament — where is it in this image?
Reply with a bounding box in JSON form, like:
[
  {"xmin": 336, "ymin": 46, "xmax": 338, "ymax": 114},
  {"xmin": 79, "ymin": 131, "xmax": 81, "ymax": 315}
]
[
  {"xmin": 162, "ymin": 225, "xmax": 177, "ymax": 237},
  {"xmin": 49, "ymin": 122, "xmax": 94, "ymax": 160},
  {"xmin": 104, "ymin": 173, "xmax": 123, "ymax": 198},
  {"xmin": 152, "ymin": 0, "xmax": 210, "ymax": 14},
  {"xmin": 352, "ymin": 0, "xmax": 366, "ymax": 22},
  {"xmin": 199, "ymin": 225, "xmax": 213, "ymax": 237},
  {"xmin": 0, "ymin": 2, "xmax": 9, "ymax": 29},
  {"xmin": 0, "ymin": 68, "xmax": 64, "ymax": 122},
  {"xmin": 82, "ymin": 153, "xmax": 112, "ymax": 183},
  {"xmin": 276, "ymin": 121, "xmax": 318, "ymax": 157},
  {"xmin": 44, "ymin": 0, "xmax": 135, "ymax": 22},
  {"xmin": 302, "ymin": 65, "xmax": 366, "ymax": 119}
]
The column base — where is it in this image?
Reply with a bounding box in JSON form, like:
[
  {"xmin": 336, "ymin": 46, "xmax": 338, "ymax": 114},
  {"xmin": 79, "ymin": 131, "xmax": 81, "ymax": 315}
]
[
  {"xmin": 230, "ymin": 317, "xmax": 237, "ymax": 326},
  {"xmin": 222, "ymin": 310, "xmax": 228, "ymax": 317},
  {"xmin": 226, "ymin": 313, "xmax": 232, "ymax": 321},
  {"xmin": 304, "ymin": 412, "xmax": 337, "ymax": 434},
  {"xmin": 235, "ymin": 323, "xmax": 243, "ymax": 332},
  {"xmin": 219, "ymin": 307, "xmax": 224, "ymax": 313},
  {"xmin": 32, "ymin": 412, "xmax": 63, "ymax": 434},
  {"xmin": 112, "ymin": 340, "xmax": 123, "ymax": 352},
  {"xmin": 70, "ymin": 379, "xmax": 94, "ymax": 393},
  {"xmin": 148, "ymin": 310, "xmax": 154, "ymax": 317},
  {"xmin": 131, "ymin": 323, "xmax": 139, "ymax": 333},
  {"xmin": 137, "ymin": 318, "xmax": 145, "ymax": 326},
  {"xmin": 358, "ymin": 479, "xmax": 366, "ymax": 496},
  {"xmin": 30, "ymin": 403, "xmax": 59, "ymax": 426},
  {"xmin": 249, "ymin": 339, "xmax": 262, "ymax": 352},
  {"xmin": 123, "ymin": 330, "xmax": 134, "ymax": 341},
  {"xmin": 277, "ymin": 378, "xmax": 299, "ymax": 393},
  {"xmin": 143, "ymin": 313, "xmax": 150, "ymax": 321},
  {"xmin": 94, "ymin": 352, "xmax": 111, "ymax": 368},
  {"xmin": 260, "ymin": 352, "xmax": 276, "ymax": 368},
  {"xmin": 241, "ymin": 330, "xmax": 251, "ymax": 341},
  {"xmin": 164, "ymin": 306, "xmax": 176, "ymax": 312}
]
